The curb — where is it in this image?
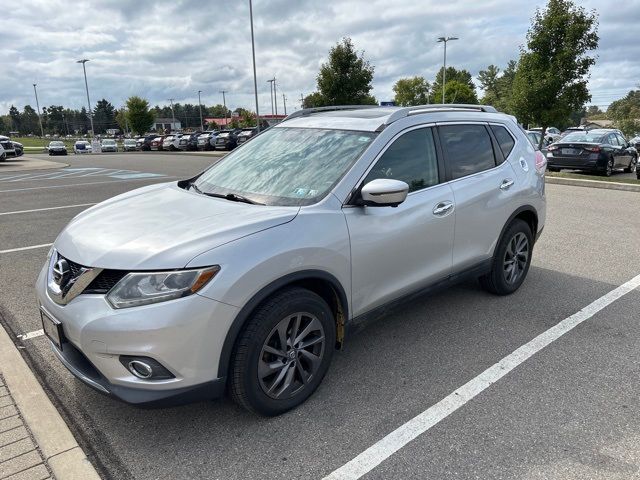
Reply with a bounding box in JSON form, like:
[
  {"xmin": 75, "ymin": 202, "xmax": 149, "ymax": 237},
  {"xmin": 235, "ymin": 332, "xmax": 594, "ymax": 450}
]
[
  {"xmin": 545, "ymin": 175, "xmax": 640, "ymax": 193},
  {"xmin": 0, "ymin": 157, "xmax": 68, "ymax": 173},
  {"xmin": 0, "ymin": 324, "xmax": 101, "ymax": 479}
]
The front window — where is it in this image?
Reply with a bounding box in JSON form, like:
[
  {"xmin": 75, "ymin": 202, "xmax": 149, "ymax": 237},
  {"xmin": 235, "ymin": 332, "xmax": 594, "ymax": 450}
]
[{"xmin": 193, "ymin": 127, "xmax": 376, "ymax": 206}]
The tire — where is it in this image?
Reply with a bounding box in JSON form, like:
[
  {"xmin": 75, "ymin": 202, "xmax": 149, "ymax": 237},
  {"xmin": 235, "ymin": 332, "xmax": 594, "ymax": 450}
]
[
  {"xmin": 230, "ymin": 287, "xmax": 336, "ymax": 416},
  {"xmin": 480, "ymin": 219, "xmax": 533, "ymax": 296},
  {"xmin": 602, "ymin": 158, "xmax": 613, "ymax": 177},
  {"xmin": 624, "ymin": 156, "xmax": 637, "ymax": 174}
]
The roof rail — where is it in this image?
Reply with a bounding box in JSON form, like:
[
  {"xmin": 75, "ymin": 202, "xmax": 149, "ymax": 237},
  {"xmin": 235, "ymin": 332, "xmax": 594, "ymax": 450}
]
[
  {"xmin": 283, "ymin": 105, "xmax": 379, "ymax": 121},
  {"xmin": 385, "ymin": 104, "xmax": 498, "ymax": 125}
]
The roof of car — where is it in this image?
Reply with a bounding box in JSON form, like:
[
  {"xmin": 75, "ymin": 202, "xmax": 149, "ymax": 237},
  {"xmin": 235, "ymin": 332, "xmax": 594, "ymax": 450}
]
[{"xmin": 277, "ymin": 104, "xmax": 513, "ymax": 132}]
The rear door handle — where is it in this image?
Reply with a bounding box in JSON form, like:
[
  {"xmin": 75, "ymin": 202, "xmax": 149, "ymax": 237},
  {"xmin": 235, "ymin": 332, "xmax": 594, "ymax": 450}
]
[
  {"xmin": 433, "ymin": 201, "xmax": 454, "ymax": 216},
  {"xmin": 500, "ymin": 179, "xmax": 514, "ymax": 190}
]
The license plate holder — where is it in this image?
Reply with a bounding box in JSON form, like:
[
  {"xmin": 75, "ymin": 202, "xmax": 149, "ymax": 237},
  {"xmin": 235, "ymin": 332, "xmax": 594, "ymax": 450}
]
[
  {"xmin": 40, "ymin": 308, "xmax": 64, "ymax": 351},
  {"xmin": 562, "ymin": 148, "xmax": 579, "ymax": 155}
]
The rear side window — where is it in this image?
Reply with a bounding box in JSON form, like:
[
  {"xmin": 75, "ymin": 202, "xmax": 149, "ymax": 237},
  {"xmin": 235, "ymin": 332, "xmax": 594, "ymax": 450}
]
[
  {"xmin": 490, "ymin": 125, "xmax": 515, "ymax": 158},
  {"xmin": 439, "ymin": 124, "xmax": 496, "ymax": 180},
  {"xmin": 364, "ymin": 127, "xmax": 439, "ymax": 193}
]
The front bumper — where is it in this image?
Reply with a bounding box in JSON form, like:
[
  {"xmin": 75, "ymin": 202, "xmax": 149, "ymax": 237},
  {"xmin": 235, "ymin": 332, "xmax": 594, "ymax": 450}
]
[{"xmin": 36, "ymin": 262, "xmax": 239, "ymax": 406}]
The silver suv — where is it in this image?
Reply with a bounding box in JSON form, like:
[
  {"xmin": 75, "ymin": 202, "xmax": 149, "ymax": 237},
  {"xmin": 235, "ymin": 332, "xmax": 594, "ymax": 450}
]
[{"xmin": 36, "ymin": 105, "xmax": 546, "ymax": 415}]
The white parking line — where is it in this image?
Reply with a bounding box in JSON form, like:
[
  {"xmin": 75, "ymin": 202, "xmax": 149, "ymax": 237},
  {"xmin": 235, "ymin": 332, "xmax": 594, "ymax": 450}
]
[
  {"xmin": 0, "ymin": 177, "xmax": 171, "ymax": 193},
  {"xmin": 0, "ymin": 244, "xmax": 52, "ymax": 254},
  {"xmin": 18, "ymin": 329, "xmax": 44, "ymax": 341},
  {"xmin": 0, "ymin": 203, "xmax": 96, "ymax": 216},
  {"xmin": 324, "ymin": 273, "xmax": 640, "ymax": 480}
]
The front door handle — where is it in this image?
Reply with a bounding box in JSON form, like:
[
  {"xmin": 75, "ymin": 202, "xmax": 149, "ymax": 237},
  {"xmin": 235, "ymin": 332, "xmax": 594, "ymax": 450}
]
[
  {"xmin": 433, "ymin": 201, "xmax": 454, "ymax": 216},
  {"xmin": 500, "ymin": 178, "xmax": 514, "ymax": 190}
]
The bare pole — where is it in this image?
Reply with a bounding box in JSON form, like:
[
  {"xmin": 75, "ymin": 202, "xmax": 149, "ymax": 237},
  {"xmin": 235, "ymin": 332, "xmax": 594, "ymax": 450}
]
[
  {"xmin": 168, "ymin": 98, "xmax": 176, "ymax": 132},
  {"xmin": 32, "ymin": 83, "xmax": 45, "ymax": 140},
  {"xmin": 437, "ymin": 36, "xmax": 458, "ymax": 104},
  {"xmin": 219, "ymin": 90, "xmax": 228, "ymax": 126},
  {"xmin": 76, "ymin": 59, "xmax": 94, "ymax": 136},
  {"xmin": 266, "ymin": 79, "xmax": 274, "ymax": 115},
  {"xmin": 300, "ymin": 93, "xmax": 304, "ymax": 109},
  {"xmin": 197, "ymin": 90, "xmax": 204, "ymax": 130},
  {"xmin": 249, "ymin": 0, "xmax": 260, "ymax": 132},
  {"xmin": 282, "ymin": 93, "xmax": 287, "ymax": 115},
  {"xmin": 273, "ymin": 77, "xmax": 278, "ymax": 116}
]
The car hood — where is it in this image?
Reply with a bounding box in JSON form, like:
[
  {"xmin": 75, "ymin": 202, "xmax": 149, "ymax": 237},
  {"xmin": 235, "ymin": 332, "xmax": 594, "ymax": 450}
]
[{"xmin": 55, "ymin": 182, "xmax": 300, "ymax": 270}]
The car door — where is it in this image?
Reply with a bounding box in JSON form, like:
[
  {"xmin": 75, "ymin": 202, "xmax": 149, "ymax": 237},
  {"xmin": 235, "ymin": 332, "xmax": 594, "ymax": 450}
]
[
  {"xmin": 607, "ymin": 133, "xmax": 625, "ymax": 168},
  {"xmin": 344, "ymin": 126, "xmax": 455, "ymax": 318},
  {"xmin": 616, "ymin": 133, "xmax": 632, "ymax": 167},
  {"xmin": 438, "ymin": 123, "xmax": 519, "ymax": 272}
]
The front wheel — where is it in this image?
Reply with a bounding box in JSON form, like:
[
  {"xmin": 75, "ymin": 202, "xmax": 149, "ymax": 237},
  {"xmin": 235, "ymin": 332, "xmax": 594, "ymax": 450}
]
[
  {"xmin": 480, "ymin": 219, "xmax": 533, "ymax": 295},
  {"xmin": 624, "ymin": 156, "xmax": 637, "ymax": 174},
  {"xmin": 230, "ymin": 288, "xmax": 336, "ymax": 416}
]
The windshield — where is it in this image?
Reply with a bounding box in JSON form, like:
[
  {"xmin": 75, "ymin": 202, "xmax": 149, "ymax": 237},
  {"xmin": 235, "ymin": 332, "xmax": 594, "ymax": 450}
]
[
  {"xmin": 50, "ymin": 141, "xmax": 63, "ymax": 146},
  {"xmin": 193, "ymin": 127, "xmax": 376, "ymax": 206},
  {"xmin": 562, "ymin": 132, "xmax": 604, "ymax": 143},
  {"xmin": 102, "ymin": 140, "xmax": 115, "ymax": 144}
]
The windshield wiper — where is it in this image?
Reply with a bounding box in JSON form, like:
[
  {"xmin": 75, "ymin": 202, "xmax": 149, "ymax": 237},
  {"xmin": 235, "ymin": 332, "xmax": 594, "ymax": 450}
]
[{"xmin": 189, "ymin": 183, "xmax": 263, "ymax": 205}]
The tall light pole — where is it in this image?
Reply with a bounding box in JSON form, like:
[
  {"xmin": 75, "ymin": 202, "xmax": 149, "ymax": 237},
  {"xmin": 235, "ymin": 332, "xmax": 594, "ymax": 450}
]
[
  {"xmin": 437, "ymin": 36, "xmax": 458, "ymax": 104},
  {"xmin": 32, "ymin": 84, "xmax": 45, "ymax": 140},
  {"xmin": 300, "ymin": 93, "xmax": 304, "ymax": 109},
  {"xmin": 168, "ymin": 98, "xmax": 176, "ymax": 132},
  {"xmin": 249, "ymin": 0, "xmax": 260, "ymax": 132},
  {"xmin": 282, "ymin": 93, "xmax": 287, "ymax": 115},
  {"xmin": 219, "ymin": 90, "xmax": 228, "ymax": 126},
  {"xmin": 272, "ymin": 77, "xmax": 278, "ymax": 116},
  {"xmin": 266, "ymin": 79, "xmax": 274, "ymax": 115},
  {"xmin": 76, "ymin": 59, "xmax": 94, "ymax": 135},
  {"xmin": 197, "ymin": 90, "xmax": 204, "ymax": 130}
]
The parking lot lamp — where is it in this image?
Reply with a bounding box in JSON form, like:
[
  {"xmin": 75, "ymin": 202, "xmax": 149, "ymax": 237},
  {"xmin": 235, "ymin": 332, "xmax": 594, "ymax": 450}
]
[
  {"xmin": 198, "ymin": 91, "xmax": 204, "ymax": 130},
  {"xmin": 168, "ymin": 98, "xmax": 176, "ymax": 132},
  {"xmin": 273, "ymin": 77, "xmax": 278, "ymax": 116},
  {"xmin": 436, "ymin": 36, "xmax": 458, "ymax": 104},
  {"xmin": 282, "ymin": 93, "xmax": 287, "ymax": 115},
  {"xmin": 76, "ymin": 59, "xmax": 95, "ymax": 136},
  {"xmin": 219, "ymin": 90, "xmax": 228, "ymax": 126},
  {"xmin": 266, "ymin": 79, "xmax": 274, "ymax": 116},
  {"xmin": 32, "ymin": 83, "xmax": 45, "ymax": 140},
  {"xmin": 249, "ymin": 0, "xmax": 260, "ymax": 132}
]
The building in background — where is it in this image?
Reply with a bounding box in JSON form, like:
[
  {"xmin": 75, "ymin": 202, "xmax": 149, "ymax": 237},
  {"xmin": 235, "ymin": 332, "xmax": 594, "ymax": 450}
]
[{"xmin": 153, "ymin": 118, "xmax": 181, "ymax": 132}]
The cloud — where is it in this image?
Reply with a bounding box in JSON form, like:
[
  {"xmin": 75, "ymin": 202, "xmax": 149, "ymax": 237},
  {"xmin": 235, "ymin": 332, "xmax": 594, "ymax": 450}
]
[{"xmin": 2, "ymin": 0, "xmax": 639, "ymax": 115}]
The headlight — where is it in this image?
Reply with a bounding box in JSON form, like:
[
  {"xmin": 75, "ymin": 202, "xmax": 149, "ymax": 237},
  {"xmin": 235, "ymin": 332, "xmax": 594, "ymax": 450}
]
[{"xmin": 106, "ymin": 266, "xmax": 220, "ymax": 309}]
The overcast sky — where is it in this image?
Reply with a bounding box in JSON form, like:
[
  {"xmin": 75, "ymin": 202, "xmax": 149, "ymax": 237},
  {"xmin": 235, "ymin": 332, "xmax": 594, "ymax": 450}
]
[{"xmin": 2, "ymin": 0, "xmax": 638, "ymax": 115}]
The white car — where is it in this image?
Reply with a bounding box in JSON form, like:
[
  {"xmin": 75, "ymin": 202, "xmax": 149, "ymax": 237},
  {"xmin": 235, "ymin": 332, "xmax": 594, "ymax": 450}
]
[
  {"xmin": 530, "ymin": 127, "xmax": 561, "ymax": 143},
  {"xmin": 101, "ymin": 139, "xmax": 118, "ymax": 153},
  {"xmin": 73, "ymin": 141, "xmax": 92, "ymax": 154},
  {"xmin": 162, "ymin": 134, "xmax": 182, "ymax": 151},
  {"xmin": 0, "ymin": 143, "xmax": 5, "ymax": 162}
]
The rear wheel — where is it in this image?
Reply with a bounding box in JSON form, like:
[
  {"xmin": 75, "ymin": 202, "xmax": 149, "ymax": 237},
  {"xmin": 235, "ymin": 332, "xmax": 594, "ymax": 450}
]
[
  {"xmin": 603, "ymin": 158, "xmax": 614, "ymax": 177},
  {"xmin": 230, "ymin": 288, "xmax": 336, "ymax": 416},
  {"xmin": 480, "ymin": 219, "xmax": 533, "ymax": 295}
]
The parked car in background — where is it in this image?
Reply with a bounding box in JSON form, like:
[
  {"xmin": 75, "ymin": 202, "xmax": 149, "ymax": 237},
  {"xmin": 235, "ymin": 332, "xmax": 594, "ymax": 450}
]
[
  {"xmin": 560, "ymin": 126, "xmax": 589, "ymax": 138},
  {"xmin": 178, "ymin": 132, "xmax": 201, "ymax": 151},
  {"xmin": 197, "ymin": 131, "xmax": 216, "ymax": 151},
  {"xmin": 36, "ymin": 105, "xmax": 546, "ymax": 415},
  {"xmin": 137, "ymin": 135, "xmax": 157, "ymax": 151},
  {"xmin": 123, "ymin": 139, "xmax": 137, "ymax": 151},
  {"xmin": 101, "ymin": 139, "xmax": 118, "ymax": 153},
  {"xmin": 530, "ymin": 126, "xmax": 561, "ymax": 143},
  {"xmin": 629, "ymin": 135, "xmax": 640, "ymax": 150},
  {"xmin": 214, "ymin": 129, "xmax": 239, "ymax": 150},
  {"xmin": 236, "ymin": 128, "xmax": 258, "ymax": 145},
  {"xmin": 163, "ymin": 134, "xmax": 181, "ymax": 151},
  {"xmin": 546, "ymin": 129, "xmax": 637, "ymax": 176},
  {"xmin": 48, "ymin": 141, "xmax": 68, "ymax": 156},
  {"xmin": 73, "ymin": 140, "xmax": 92, "ymax": 154},
  {"xmin": 150, "ymin": 136, "xmax": 166, "ymax": 151},
  {"xmin": 0, "ymin": 136, "xmax": 16, "ymax": 157},
  {"xmin": 11, "ymin": 141, "xmax": 24, "ymax": 157},
  {"xmin": 0, "ymin": 143, "xmax": 5, "ymax": 162}
]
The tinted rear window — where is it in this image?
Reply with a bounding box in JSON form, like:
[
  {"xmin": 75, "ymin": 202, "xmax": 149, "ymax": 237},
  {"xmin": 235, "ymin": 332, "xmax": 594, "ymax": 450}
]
[
  {"xmin": 440, "ymin": 124, "xmax": 496, "ymax": 180},
  {"xmin": 562, "ymin": 132, "xmax": 605, "ymax": 143},
  {"xmin": 490, "ymin": 125, "xmax": 515, "ymax": 159}
]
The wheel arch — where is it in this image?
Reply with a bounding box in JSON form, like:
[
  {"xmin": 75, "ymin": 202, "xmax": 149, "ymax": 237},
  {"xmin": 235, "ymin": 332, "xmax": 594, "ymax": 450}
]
[
  {"xmin": 497, "ymin": 206, "xmax": 539, "ymax": 249},
  {"xmin": 217, "ymin": 270, "xmax": 349, "ymax": 379}
]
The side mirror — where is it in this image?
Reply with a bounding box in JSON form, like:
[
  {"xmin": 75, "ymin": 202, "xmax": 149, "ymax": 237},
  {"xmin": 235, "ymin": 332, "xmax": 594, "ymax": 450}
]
[{"xmin": 360, "ymin": 179, "xmax": 409, "ymax": 207}]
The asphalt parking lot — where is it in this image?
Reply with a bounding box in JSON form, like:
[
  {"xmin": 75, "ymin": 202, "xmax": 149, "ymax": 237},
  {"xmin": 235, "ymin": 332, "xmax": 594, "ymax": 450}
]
[{"xmin": 1, "ymin": 153, "xmax": 639, "ymax": 479}]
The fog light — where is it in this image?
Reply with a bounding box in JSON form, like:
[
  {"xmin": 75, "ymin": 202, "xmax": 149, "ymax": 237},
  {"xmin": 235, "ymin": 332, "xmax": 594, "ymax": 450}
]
[{"xmin": 119, "ymin": 356, "xmax": 174, "ymax": 380}]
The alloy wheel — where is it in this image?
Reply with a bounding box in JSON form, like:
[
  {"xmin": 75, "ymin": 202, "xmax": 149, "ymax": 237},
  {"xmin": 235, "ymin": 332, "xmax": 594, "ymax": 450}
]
[
  {"xmin": 258, "ymin": 312, "xmax": 325, "ymax": 400},
  {"xmin": 606, "ymin": 159, "xmax": 613, "ymax": 176},
  {"xmin": 503, "ymin": 232, "xmax": 529, "ymax": 285}
]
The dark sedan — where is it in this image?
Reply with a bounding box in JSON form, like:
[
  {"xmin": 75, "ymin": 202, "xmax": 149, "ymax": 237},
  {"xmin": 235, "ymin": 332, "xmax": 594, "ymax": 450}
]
[
  {"xmin": 546, "ymin": 129, "xmax": 637, "ymax": 176},
  {"xmin": 47, "ymin": 141, "xmax": 68, "ymax": 156}
]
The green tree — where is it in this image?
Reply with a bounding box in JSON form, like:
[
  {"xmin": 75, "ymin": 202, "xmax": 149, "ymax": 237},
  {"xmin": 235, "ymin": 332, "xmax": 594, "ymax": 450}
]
[
  {"xmin": 308, "ymin": 37, "xmax": 377, "ymax": 106},
  {"xmin": 477, "ymin": 65, "xmax": 500, "ymax": 100},
  {"xmin": 125, "ymin": 96, "xmax": 154, "ymax": 135},
  {"xmin": 392, "ymin": 76, "xmax": 430, "ymax": 106},
  {"xmin": 9, "ymin": 106, "xmax": 21, "ymax": 133},
  {"xmin": 431, "ymin": 66, "xmax": 476, "ymax": 103},
  {"xmin": 21, "ymin": 105, "xmax": 41, "ymax": 135},
  {"xmin": 115, "ymin": 108, "xmax": 128, "ymax": 133},
  {"xmin": 607, "ymin": 90, "xmax": 640, "ymax": 135},
  {"xmin": 431, "ymin": 80, "xmax": 478, "ymax": 105},
  {"xmin": 510, "ymin": 0, "xmax": 599, "ymax": 147},
  {"xmin": 93, "ymin": 99, "xmax": 117, "ymax": 134},
  {"xmin": 302, "ymin": 92, "xmax": 327, "ymax": 108}
]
